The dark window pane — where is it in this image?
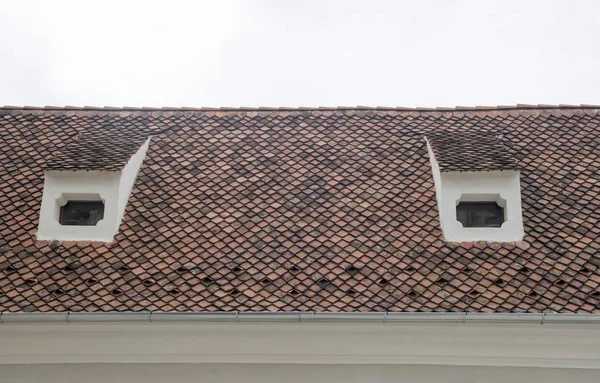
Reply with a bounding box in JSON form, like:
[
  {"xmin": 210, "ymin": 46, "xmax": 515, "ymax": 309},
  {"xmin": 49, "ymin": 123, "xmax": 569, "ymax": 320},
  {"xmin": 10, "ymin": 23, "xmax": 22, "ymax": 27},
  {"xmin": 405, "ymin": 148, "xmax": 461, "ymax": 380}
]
[
  {"xmin": 60, "ymin": 201, "xmax": 105, "ymax": 226},
  {"xmin": 456, "ymin": 202, "xmax": 503, "ymax": 228}
]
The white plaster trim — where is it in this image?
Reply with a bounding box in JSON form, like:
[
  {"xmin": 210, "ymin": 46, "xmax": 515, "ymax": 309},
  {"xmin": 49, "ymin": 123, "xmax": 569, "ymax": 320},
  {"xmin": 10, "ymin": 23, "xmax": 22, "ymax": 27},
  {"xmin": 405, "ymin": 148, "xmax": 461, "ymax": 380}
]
[
  {"xmin": 0, "ymin": 322, "xmax": 599, "ymax": 369},
  {"xmin": 36, "ymin": 171, "xmax": 121, "ymax": 241},
  {"xmin": 425, "ymin": 137, "xmax": 524, "ymax": 242},
  {"xmin": 36, "ymin": 137, "xmax": 151, "ymax": 242}
]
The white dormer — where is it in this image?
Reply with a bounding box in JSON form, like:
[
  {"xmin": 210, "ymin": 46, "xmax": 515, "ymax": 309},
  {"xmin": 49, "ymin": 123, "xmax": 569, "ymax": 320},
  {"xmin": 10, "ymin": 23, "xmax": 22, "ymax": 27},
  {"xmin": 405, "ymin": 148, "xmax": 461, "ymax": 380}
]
[
  {"xmin": 37, "ymin": 137, "xmax": 151, "ymax": 242},
  {"xmin": 425, "ymin": 132, "xmax": 524, "ymax": 242}
]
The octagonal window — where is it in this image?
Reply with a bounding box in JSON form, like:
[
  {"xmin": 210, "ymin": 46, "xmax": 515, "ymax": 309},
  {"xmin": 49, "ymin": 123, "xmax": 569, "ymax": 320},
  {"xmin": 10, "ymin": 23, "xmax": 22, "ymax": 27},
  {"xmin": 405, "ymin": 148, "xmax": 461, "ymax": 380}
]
[
  {"xmin": 59, "ymin": 201, "xmax": 105, "ymax": 226},
  {"xmin": 456, "ymin": 202, "xmax": 503, "ymax": 228}
]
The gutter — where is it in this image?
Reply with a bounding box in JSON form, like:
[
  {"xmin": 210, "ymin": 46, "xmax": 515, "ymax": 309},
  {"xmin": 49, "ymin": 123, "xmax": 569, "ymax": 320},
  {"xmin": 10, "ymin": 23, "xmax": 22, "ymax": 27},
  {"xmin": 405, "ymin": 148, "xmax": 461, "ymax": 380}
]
[{"xmin": 1, "ymin": 311, "xmax": 600, "ymax": 324}]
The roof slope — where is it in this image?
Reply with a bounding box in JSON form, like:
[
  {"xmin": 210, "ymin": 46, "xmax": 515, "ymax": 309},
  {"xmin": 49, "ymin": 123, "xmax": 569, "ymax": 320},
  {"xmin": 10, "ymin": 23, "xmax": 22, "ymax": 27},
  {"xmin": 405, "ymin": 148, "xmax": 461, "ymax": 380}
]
[
  {"xmin": 1, "ymin": 105, "xmax": 599, "ymax": 313},
  {"xmin": 44, "ymin": 125, "xmax": 155, "ymax": 171},
  {"xmin": 427, "ymin": 131, "xmax": 518, "ymax": 172}
]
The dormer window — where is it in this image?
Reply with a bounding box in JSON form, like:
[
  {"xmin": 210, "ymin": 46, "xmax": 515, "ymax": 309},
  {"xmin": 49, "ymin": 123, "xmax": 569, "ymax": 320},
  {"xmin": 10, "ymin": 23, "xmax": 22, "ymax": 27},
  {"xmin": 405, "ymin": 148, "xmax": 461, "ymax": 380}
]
[
  {"xmin": 456, "ymin": 202, "xmax": 503, "ymax": 228},
  {"xmin": 59, "ymin": 201, "xmax": 105, "ymax": 226},
  {"xmin": 37, "ymin": 135, "xmax": 153, "ymax": 242},
  {"xmin": 424, "ymin": 131, "xmax": 524, "ymax": 242}
]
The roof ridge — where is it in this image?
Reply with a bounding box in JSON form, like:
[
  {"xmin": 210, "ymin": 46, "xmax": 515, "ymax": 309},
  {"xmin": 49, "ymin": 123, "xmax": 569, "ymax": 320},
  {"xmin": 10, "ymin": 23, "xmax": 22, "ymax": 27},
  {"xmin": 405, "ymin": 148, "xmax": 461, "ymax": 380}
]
[{"xmin": 2, "ymin": 104, "xmax": 600, "ymax": 112}]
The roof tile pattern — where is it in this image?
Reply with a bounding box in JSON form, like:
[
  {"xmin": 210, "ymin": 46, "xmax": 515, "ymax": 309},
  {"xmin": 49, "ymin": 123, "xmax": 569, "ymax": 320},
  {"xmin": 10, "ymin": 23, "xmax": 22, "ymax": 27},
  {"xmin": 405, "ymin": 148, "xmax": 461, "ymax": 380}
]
[
  {"xmin": 427, "ymin": 131, "xmax": 518, "ymax": 172},
  {"xmin": 1, "ymin": 106, "xmax": 600, "ymax": 313},
  {"xmin": 44, "ymin": 124, "xmax": 158, "ymax": 171}
]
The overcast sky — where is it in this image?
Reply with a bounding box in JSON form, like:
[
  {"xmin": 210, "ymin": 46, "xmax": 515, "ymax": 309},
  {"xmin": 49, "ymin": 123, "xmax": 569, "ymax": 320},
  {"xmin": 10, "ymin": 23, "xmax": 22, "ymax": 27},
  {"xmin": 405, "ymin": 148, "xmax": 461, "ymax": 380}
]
[{"xmin": 0, "ymin": 0, "xmax": 599, "ymax": 108}]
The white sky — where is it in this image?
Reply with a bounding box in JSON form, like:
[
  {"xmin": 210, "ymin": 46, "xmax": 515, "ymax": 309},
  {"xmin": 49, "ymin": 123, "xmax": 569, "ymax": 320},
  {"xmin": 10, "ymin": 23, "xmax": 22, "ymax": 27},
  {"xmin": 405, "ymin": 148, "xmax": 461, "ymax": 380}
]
[{"xmin": 1, "ymin": 0, "xmax": 599, "ymax": 108}]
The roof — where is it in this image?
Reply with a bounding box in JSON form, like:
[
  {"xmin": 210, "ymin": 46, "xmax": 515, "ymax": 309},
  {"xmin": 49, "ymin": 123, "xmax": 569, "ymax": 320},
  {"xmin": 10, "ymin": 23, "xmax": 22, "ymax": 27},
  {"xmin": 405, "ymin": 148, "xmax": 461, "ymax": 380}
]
[
  {"xmin": 426, "ymin": 131, "xmax": 518, "ymax": 172},
  {"xmin": 1, "ymin": 105, "xmax": 599, "ymax": 313},
  {"xmin": 44, "ymin": 126, "xmax": 154, "ymax": 171}
]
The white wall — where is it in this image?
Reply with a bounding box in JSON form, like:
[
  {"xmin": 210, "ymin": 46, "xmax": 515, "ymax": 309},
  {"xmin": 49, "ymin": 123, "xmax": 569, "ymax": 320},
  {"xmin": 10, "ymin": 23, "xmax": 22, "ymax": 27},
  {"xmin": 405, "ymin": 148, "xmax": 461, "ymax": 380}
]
[
  {"xmin": 2, "ymin": 363, "xmax": 599, "ymax": 383},
  {"xmin": 439, "ymin": 170, "xmax": 524, "ymax": 242},
  {"xmin": 1, "ymin": 321, "xmax": 599, "ymax": 369},
  {"xmin": 2, "ymin": 321, "xmax": 599, "ymax": 382}
]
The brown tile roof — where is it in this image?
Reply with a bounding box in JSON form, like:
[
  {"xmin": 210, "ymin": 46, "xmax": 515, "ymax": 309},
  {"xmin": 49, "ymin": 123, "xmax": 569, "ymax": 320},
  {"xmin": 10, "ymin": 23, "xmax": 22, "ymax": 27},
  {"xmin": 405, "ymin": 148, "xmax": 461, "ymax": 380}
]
[
  {"xmin": 44, "ymin": 125, "xmax": 155, "ymax": 171},
  {"xmin": 426, "ymin": 131, "xmax": 518, "ymax": 172},
  {"xmin": 1, "ymin": 105, "xmax": 600, "ymax": 313}
]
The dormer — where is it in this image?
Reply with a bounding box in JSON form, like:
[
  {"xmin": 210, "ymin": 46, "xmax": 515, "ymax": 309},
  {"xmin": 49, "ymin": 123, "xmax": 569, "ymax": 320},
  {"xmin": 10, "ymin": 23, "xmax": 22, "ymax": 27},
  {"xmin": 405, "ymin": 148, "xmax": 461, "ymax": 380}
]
[
  {"xmin": 37, "ymin": 130, "xmax": 151, "ymax": 242},
  {"xmin": 424, "ymin": 131, "xmax": 524, "ymax": 242}
]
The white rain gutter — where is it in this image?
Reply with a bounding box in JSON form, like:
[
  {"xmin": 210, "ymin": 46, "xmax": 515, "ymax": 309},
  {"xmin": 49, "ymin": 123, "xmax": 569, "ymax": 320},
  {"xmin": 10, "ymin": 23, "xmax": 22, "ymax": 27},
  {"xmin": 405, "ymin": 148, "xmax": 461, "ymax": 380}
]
[{"xmin": 1, "ymin": 311, "xmax": 600, "ymax": 324}]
